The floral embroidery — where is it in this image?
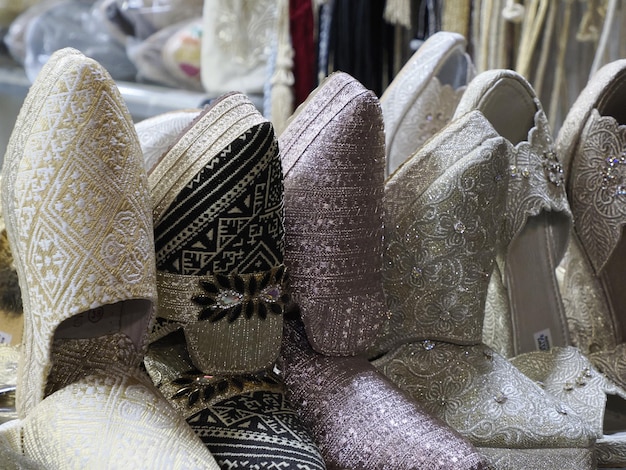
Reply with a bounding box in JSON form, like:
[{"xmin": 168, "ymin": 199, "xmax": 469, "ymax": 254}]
[{"xmin": 192, "ymin": 265, "xmax": 289, "ymax": 323}]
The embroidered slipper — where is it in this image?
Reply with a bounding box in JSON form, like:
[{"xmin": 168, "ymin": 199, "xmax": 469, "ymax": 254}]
[
  {"xmin": 0, "ymin": 47, "xmax": 218, "ymax": 468},
  {"xmin": 143, "ymin": 93, "xmax": 325, "ymax": 470}
]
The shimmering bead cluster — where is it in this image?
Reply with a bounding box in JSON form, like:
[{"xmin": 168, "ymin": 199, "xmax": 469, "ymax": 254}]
[
  {"xmin": 563, "ymin": 367, "xmax": 593, "ymax": 392},
  {"xmin": 542, "ymin": 150, "xmax": 564, "ymax": 186},
  {"xmin": 601, "ymin": 152, "xmax": 626, "ymax": 196},
  {"xmin": 509, "ymin": 149, "xmax": 564, "ymax": 186}
]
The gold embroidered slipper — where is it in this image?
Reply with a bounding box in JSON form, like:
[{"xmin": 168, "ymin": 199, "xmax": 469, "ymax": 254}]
[
  {"xmin": 0, "ymin": 47, "xmax": 218, "ymax": 468},
  {"xmin": 143, "ymin": 93, "xmax": 325, "ymax": 470},
  {"xmin": 279, "ymin": 71, "xmax": 489, "ymax": 470}
]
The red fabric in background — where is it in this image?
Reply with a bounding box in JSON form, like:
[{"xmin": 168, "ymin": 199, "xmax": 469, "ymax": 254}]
[{"xmin": 289, "ymin": 0, "xmax": 315, "ymax": 106}]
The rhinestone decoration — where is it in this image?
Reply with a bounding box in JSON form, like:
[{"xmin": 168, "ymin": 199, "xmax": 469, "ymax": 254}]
[
  {"xmin": 493, "ymin": 391, "xmax": 508, "ymax": 404},
  {"xmin": 542, "ymin": 150, "xmax": 564, "ymax": 186},
  {"xmin": 600, "ymin": 152, "xmax": 626, "ymax": 195},
  {"xmin": 563, "ymin": 381, "xmax": 575, "ymax": 391},
  {"xmin": 411, "ymin": 266, "xmax": 423, "ymax": 280},
  {"xmin": 192, "ymin": 265, "xmax": 289, "ymax": 323},
  {"xmin": 422, "ymin": 340, "xmax": 436, "ymax": 351},
  {"xmin": 453, "ymin": 221, "xmax": 466, "ymax": 234},
  {"xmin": 171, "ymin": 369, "xmax": 280, "ymax": 407},
  {"xmin": 555, "ymin": 403, "xmax": 568, "ymax": 415},
  {"xmin": 521, "ymin": 168, "xmax": 531, "ymax": 178},
  {"xmin": 509, "ymin": 165, "xmax": 519, "ymax": 178}
]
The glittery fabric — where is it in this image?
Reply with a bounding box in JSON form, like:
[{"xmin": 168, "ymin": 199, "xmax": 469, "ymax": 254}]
[
  {"xmin": 381, "ymin": 31, "xmax": 473, "ymax": 177},
  {"xmin": 556, "ymin": 59, "xmax": 626, "ymax": 394},
  {"xmin": 143, "ymin": 99, "xmax": 326, "ymax": 469},
  {"xmin": 374, "ymin": 107, "xmax": 596, "ymax": 468},
  {"xmin": 511, "ymin": 346, "xmax": 626, "ymax": 467},
  {"xmin": 281, "ymin": 315, "xmax": 489, "ymax": 470},
  {"xmin": 452, "ymin": 69, "xmax": 572, "ymax": 358},
  {"xmin": 0, "ymin": 48, "xmax": 219, "ymax": 469},
  {"xmin": 1, "ymin": 48, "xmax": 156, "ymax": 418},
  {"xmin": 477, "ymin": 447, "xmax": 596, "ymax": 470},
  {"xmin": 280, "ymin": 72, "xmax": 387, "ymax": 356},
  {"xmin": 375, "ymin": 111, "xmax": 508, "ymax": 352}
]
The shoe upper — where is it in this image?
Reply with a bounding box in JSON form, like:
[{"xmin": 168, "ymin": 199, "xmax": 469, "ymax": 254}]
[
  {"xmin": 280, "ymin": 71, "xmax": 388, "ymax": 357},
  {"xmin": 381, "ymin": 30, "xmax": 475, "ymax": 177}
]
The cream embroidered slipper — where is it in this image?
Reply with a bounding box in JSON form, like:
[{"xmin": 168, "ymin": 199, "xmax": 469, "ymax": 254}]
[{"xmin": 0, "ymin": 47, "xmax": 218, "ymax": 469}]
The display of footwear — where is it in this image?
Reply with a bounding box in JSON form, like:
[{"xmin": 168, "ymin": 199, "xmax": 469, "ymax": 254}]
[
  {"xmin": 555, "ymin": 59, "xmax": 626, "ymax": 467},
  {"xmin": 279, "ymin": 71, "xmax": 489, "ymax": 470},
  {"xmin": 453, "ymin": 68, "xmax": 626, "ymax": 468},
  {"xmin": 381, "ymin": 30, "xmax": 475, "ymax": 177},
  {"xmin": 0, "ymin": 47, "xmax": 219, "ymax": 469},
  {"xmin": 557, "ymin": 58, "xmax": 626, "ymax": 391},
  {"xmin": 373, "ymin": 106, "xmax": 596, "ymax": 468},
  {"xmin": 142, "ymin": 92, "xmax": 325, "ymax": 469}
]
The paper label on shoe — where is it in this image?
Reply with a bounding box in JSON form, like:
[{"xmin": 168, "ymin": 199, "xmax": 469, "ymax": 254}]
[
  {"xmin": 0, "ymin": 331, "xmax": 12, "ymax": 344},
  {"xmin": 534, "ymin": 329, "xmax": 552, "ymax": 351}
]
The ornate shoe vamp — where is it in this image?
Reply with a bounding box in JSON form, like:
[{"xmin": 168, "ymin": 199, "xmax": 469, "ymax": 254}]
[
  {"xmin": 511, "ymin": 346, "xmax": 626, "ymax": 467},
  {"xmin": 144, "ymin": 331, "xmax": 325, "ymax": 470},
  {"xmin": 280, "ymin": 318, "xmax": 488, "ymax": 470},
  {"xmin": 379, "ymin": 115, "xmax": 509, "ymax": 352},
  {"xmin": 373, "ymin": 341, "xmax": 595, "ymax": 449},
  {"xmin": 152, "ymin": 110, "xmax": 285, "ymax": 374},
  {"xmin": 510, "ymin": 346, "xmax": 626, "ymax": 438},
  {"xmin": 280, "ymin": 73, "xmax": 387, "ymax": 356},
  {"xmin": 12, "ymin": 370, "xmax": 218, "ymax": 469},
  {"xmin": 386, "ymin": 78, "xmax": 465, "ymax": 176},
  {"xmin": 569, "ymin": 109, "xmax": 626, "ymax": 274},
  {"xmin": 503, "ymin": 105, "xmax": 571, "ymax": 247}
]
